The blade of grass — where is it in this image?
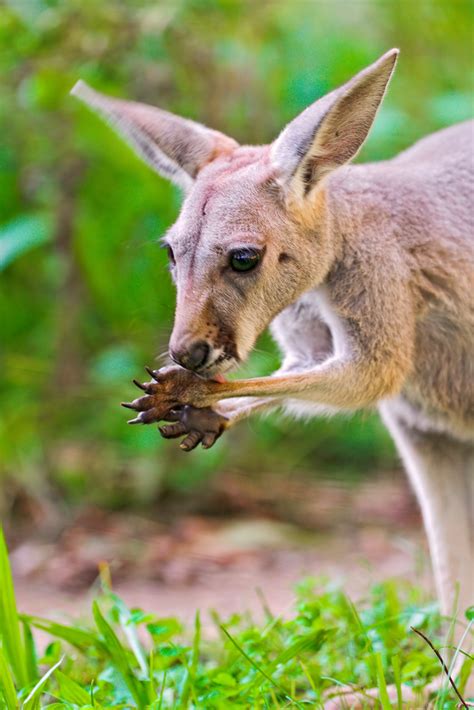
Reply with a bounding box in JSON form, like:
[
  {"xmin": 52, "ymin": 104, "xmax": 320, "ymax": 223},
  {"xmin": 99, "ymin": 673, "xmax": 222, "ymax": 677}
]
[
  {"xmin": 178, "ymin": 612, "xmax": 201, "ymax": 708},
  {"xmin": 109, "ymin": 593, "xmax": 148, "ymax": 676},
  {"xmin": 273, "ymin": 629, "xmax": 329, "ymax": 667},
  {"xmin": 157, "ymin": 669, "xmax": 167, "ymax": 710},
  {"xmin": 392, "ymin": 654, "xmax": 402, "ymax": 710},
  {"xmin": 220, "ymin": 624, "xmax": 303, "ymax": 708},
  {"xmin": 92, "ymin": 601, "xmax": 147, "ymax": 709},
  {"xmin": 0, "ymin": 644, "xmax": 18, "ymax": 710},
  {"xmin": 54, "ymin": 669, "xmax": 94, "ymax": 706},
  {"xmin": 22, "ymin": 655, "xmax": 63, "ymax": 709},
  {"xmin": 0, "ymin": 527, "xmax": 28, "ymax": 687},
  {"xmin": 191, "ymin": 611, "xmax": 201, "ymax": 677},
  {"xmin": 375, "ymin": 651, "xmax": 392, "ymax": 710},
  {"xmin": 252, "ymin": 629, "xmax": 329, "ymax": 692},
  {"xmin": 147, "ymin": 648, "xmax": 157, "ymax": 699},
  {"xmin": 256, "ymin": 587, "xmax": 274, "ymax": 622},
  {"xmin": 298, "ymin": 659, "xmax": 316, "ymax": 695},
  {"xmin": 21, "ymin": 615, "xmax": 106, "ymax": 654},
  {"xmin": 411, "ymin": 626, "xmax": 469, "ymax": 709},
  {"xmin": 22, "ymin": 620, "xmax": 38, "ymax": 684},
  {"xmin": 177, "ymin": 667, "xmax": 191, "ymax": 709},
  {"xmin": 457, "ymin": 655, "xmax": 474, "ymax": 698},
  {"xmin": 444, "ymin": 618, "xmax": 473, "ymax": 697}
]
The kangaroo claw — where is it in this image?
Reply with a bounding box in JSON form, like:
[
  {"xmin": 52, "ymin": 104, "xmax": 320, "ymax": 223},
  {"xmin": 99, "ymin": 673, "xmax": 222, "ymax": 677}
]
[
  {"xmin": 124, "ymin": 364, "xmax": 218, "ymax": 431},
  {"xmin": 121, "ymin": 401, "xmax": 138, "ymax": 410},
  {"xmin": 202, "ymin": 432, "xmax": 219, "ymax": 449},
  {"xmin": 127, "ymin": 416, "xmax": 143, "ymax": 425}
]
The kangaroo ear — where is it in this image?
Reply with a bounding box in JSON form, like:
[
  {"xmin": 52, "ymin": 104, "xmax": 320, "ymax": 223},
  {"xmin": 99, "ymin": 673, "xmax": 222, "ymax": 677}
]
[
  {"xmin": 71, "ymin": 81, "xmax": 238, "ymax": 191},
  {"xmin": 270, "ymin": 49, "xmax": 399, "ymax": 199}
]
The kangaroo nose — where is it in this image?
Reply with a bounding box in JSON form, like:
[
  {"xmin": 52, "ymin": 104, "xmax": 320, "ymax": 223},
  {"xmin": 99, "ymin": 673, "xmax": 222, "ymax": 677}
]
[{"xmin": 171, "ymin": 341, "xmax": 210, "ymax": 371}]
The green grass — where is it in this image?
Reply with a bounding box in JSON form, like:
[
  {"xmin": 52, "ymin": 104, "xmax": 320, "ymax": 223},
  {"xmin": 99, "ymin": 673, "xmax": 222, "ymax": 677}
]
[{"xmin": 0, "ymin": 528, "xmax": 472, "ymax": 709}]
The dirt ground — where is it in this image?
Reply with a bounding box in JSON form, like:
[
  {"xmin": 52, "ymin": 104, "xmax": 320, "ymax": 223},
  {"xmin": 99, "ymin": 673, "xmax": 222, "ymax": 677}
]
[{"xmin": 9, "ymin": 471, "xmax": 433, "ymax": 625}]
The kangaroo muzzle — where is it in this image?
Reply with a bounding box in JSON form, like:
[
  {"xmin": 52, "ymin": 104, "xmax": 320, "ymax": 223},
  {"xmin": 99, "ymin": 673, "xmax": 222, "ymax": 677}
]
[{"xmin": 170, "ymin": 340, "xmax": 210, "ymax": 372}]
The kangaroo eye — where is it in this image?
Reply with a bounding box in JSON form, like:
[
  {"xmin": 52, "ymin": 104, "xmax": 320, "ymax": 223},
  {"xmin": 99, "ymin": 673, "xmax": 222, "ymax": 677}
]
[
  {"xmin": 167, "ymin": 246, "xmax": 175, "ymax": 266},
  {"xmin": 229, "ymin": 248, "xmax": 261, "ymax": 273}
]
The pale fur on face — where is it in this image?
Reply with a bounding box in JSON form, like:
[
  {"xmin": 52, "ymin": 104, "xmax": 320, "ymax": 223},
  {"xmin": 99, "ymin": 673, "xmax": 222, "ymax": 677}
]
[{"xmin": 163, "ymin": 146, "xmax": 335, "ymax": 374}]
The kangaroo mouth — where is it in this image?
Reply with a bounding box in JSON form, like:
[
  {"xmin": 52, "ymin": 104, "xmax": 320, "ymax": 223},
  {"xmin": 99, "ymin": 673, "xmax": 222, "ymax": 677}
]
[{"xmin": 197, "ymin": 353, "xmax": 239, "ymax": 379}]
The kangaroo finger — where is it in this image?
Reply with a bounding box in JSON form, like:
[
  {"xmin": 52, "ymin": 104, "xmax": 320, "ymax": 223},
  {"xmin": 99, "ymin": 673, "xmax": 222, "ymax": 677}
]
[
  {"xmin": 161, "ymin": 408, "xmax": 182, "ymax": 422},
  {"xmin": 140, "ymin": 407, "xmax": 166, "ymax": 424},
  {"xmin": 121, "ymin": 395, "xmax": 157, "ymax": 412},
  {"xmin": 180, "ymin": 431, "xmax": 203, "ymax": 451},
  {"xmin": 159, "ymin": 422, "xmax": 187, "ymax": 439},
  {"xmin": 128, "ymin": 408, "xmax": 164, "ymax": 425},
  {"xmin": 201, "ymin": 432, "xmax": 219, "ymax": 449}
]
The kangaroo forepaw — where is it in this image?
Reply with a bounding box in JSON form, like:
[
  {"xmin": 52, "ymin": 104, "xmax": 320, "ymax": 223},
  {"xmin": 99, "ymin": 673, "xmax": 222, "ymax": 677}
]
[
  {"xmin": 122, "ymin": 367, "xmax": 227, "ymax": 449},
  {"xmin": 121, "ymin": 365, "xmax": 212, "ymax": 425},
  {"xmin": 159, "ymin": 404, "xmax": 228, "ymax": 451},
  {"xmin": 121, "ymin": 372, "xmax": 174, "ymax": 425}
]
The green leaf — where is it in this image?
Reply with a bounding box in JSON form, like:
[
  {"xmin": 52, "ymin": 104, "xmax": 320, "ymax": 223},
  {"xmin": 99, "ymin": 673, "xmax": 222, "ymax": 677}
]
[
  {"xmin": 54, "ymin": 669, "xmax": 93, "ymax": 706},
  {"xmin": 214, "ymin": 672, "xmax": 236, "ymax": 687},
  {"xmin": 92, "ymin": 601, "xmax": 147, "ymax": 709},
  {"xmin": 147, "ymin": 618, "xmax": 182, "ymax": 642},
  {"xmin": 23, "ymin": 655, "xmax": 63, "ymax": 709},
  {"xmin": 20, "ymin": 615, "xmax": 105, "ymax": 654},
  {"xmin": 191, "ymin": 611, "xmax": 201, "ymax": 677},
  {"xmin": 220, "ymin": 625, "xmax": 300, "ymax": 706},
  {"xmin": 178, "ymin": 612, "xmax": 201, "ymax": 708},
  {"xmin": 0, "ymin": 215, "xmax": 51, "ymax": 271},
  {"xmin": 0, "ymin": 527, "xmax": 28, "ymax": 687},
  {"xmin": 108, "ymin": 592, "xmax": 148, "ymax": 675},
  {"xmin": 0, "ymin": 644, "xmax": 17, "ymax": 710},
  {"xmin": 392, "ymin": 654, "xmax": 402, "ymax": 710},
  {"xmin": 22, "ymin": 620, "xmax": 39, "ymax": 685},
  {"xmin": 465, "ymin": 606, "xmax": 474, "ymax": 621},
  {"xmin": 375, "ymin": 652, "xmax": 392, "ymax": 710},
  {"xmin": 272, "ymin": 629, "xmax": 329, "ymax": 667}
]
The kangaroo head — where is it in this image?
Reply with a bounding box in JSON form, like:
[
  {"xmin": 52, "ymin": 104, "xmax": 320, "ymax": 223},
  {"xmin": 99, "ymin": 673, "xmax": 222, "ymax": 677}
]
[{"xmin": 72, "ymin": 49, "xmax": 398, "ymax": 377}]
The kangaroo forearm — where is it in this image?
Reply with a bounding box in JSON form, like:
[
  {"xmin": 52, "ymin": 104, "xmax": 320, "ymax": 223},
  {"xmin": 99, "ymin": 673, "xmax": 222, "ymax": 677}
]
[
  {"xmin": 204, "ymin": 358, "xmax": 404, "ymax": 409},
  {"xmin": 215, "ymin": 396, "xmax": 279, "ymax": 425}
]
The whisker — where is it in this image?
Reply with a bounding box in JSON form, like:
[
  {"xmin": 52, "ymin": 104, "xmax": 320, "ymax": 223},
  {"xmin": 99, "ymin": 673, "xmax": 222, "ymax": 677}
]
[{"xmin": 250, "ymin": 346, "xmax": 273, "ymax": 357}]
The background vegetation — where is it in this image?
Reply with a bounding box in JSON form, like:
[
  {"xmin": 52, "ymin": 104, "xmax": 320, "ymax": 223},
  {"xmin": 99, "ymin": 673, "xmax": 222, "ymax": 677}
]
[
  {"xmin": 1, "ymin": 0, "xmax": 473, "ymax": 516},
  {"xmin": 3, "ymin": 527, "xmax": 472, "ymax": 709}
]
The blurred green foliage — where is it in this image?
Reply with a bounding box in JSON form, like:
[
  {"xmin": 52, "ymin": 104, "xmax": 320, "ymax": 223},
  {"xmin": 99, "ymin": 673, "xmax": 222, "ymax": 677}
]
[
  {"xmin": 1, "ymin": 0, "xmax": 472, "ymax": 512},
  {"xmin": 3, "ymin": 527, "xmax": 468, "ymax": 708}
]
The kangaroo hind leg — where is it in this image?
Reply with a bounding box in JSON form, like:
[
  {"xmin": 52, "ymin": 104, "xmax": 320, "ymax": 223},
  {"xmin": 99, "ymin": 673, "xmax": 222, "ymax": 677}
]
[
  {"xmin": 380, "ymin": 405, "xmax": 473, "ymax": 623},
  {"xmin": 380, "ymin": 403, "xmax": 473, "ymax": 699},
  {"xmin": 325, "ymin": 406, "xmax": 474, "ymax": 708}
]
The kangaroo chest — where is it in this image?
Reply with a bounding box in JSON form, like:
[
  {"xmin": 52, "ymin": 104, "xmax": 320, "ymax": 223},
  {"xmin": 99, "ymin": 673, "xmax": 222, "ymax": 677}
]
[{"xmin": 270, "ymin": 287, "xmax": 348, "ymax": 366}]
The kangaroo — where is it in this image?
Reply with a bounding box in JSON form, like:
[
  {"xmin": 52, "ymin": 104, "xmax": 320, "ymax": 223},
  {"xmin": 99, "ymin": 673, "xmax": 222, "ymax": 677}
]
[{"xmin": 72, "ymin": 50, "xmax": 474, "ymax": 701}]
